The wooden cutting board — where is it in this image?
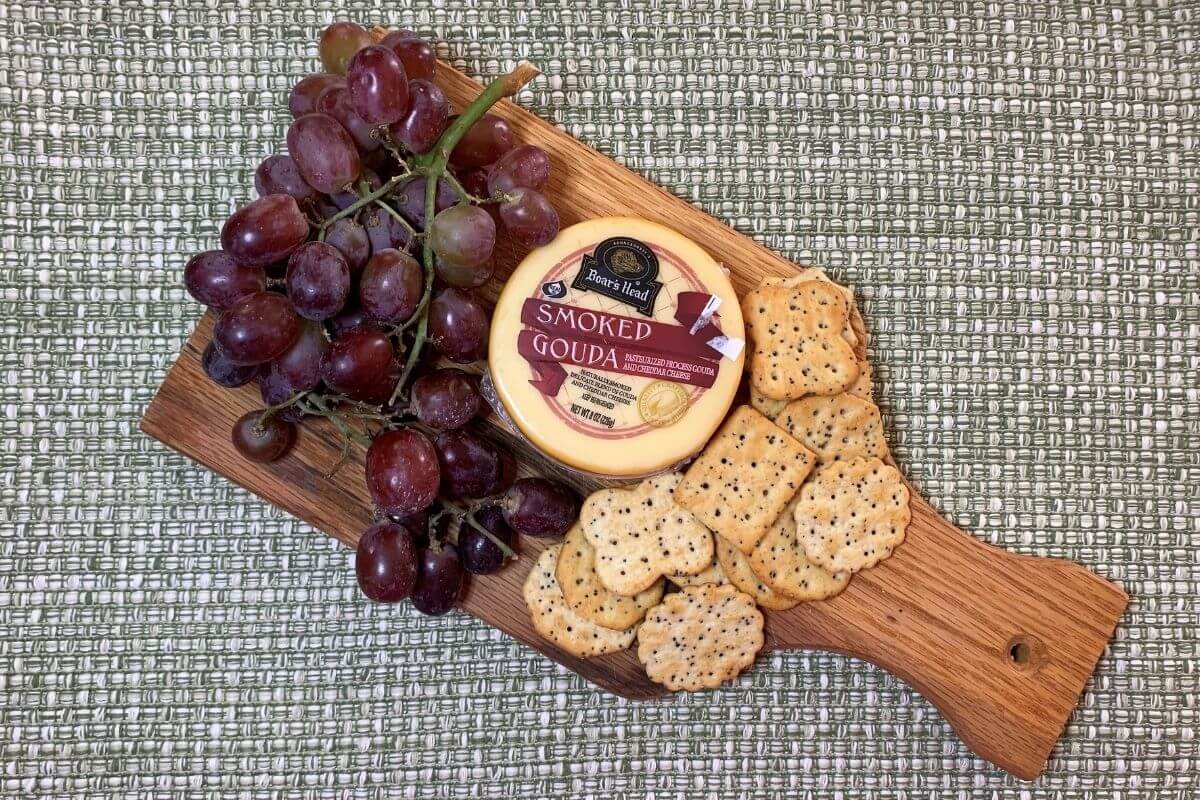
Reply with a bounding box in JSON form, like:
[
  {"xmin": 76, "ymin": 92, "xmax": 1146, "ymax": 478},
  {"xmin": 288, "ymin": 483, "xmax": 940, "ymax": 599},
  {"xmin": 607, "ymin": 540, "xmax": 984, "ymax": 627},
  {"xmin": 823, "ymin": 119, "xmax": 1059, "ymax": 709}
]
[{"xmin": 141, "ymin": 63, "xmax": 1128, "ymax": 781}]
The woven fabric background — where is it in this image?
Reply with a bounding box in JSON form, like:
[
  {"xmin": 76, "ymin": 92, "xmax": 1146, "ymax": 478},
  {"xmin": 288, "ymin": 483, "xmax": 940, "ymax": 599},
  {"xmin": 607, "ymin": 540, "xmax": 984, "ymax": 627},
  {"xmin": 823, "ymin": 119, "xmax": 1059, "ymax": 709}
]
[{"xmin": 2, "ymin": 0, "xmax": 1197, "ymax": 797}]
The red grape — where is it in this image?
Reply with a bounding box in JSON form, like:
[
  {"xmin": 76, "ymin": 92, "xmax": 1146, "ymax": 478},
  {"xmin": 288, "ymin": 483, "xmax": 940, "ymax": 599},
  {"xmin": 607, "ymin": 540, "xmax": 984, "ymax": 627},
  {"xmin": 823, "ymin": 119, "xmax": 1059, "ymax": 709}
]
[
  {"xmin": 456, "ymin": 167, "xmax": 490, "ymax": 198},
  {"xmin": 289, "ymin": 73, "xmax": 345, "ymax": 118},
  {"xmin": 320, "ymin": 327, "xmax": 399, "ymax": 404},
  {"xmin": 410, "ymin": 368, "xmax": 482, "ymax": 430},
  {"xmin": 394, "ymin": 176, "xmax": 456, "ymax": 227},
  {"xmin": 487, "ymin": 144, "xmax": 551, "ymax": 196},
  {"xmin": 450, "ymin": 114, "xmax": 514, "ymax": 168},
  {"xmin": 220, "ymin": 194, "xmax": 310, "ymax": 267},
  {"xmin": 184, "ymin": 250, "xmax": 267, "ymax": 310},
  {"xmin": 255, "ymin": 154, "xmax": 320, "ymax": 203},
  {"xmin": 315, "ymin": 85, "xmax": 381, "ymax": 153},
  {"xmin": 381, "ymin": 32, "xmax": 437, "ymax": 82},
  {"xmin": 270, "ymin": 319, "xmax": 328, "ymax": 392},
  {"xmin": 434, "ymin": 429, "xmax": 511, "ymax": 499},
  {"xmin": 428, "ymin": 287, "xmax": 489, "ymax": 363},
  {"xmin": 429, "ymin": 205, "xmax": 496, "ymax": 268},
  {"xmin": 258, "ymin": 364, "xmax": 306, "ymax": 423},
  {"xmin": 361, "ymin": 147, "xmax": 394, "ymax": 177},
  {"xmin": 286, "ymin": 241, "xmax": 351, "ymax": 320},
  {"xmin": 363, "ymin": 207, "xmax": 414, "ymax": 255},
  {"xmin": 327, "ymin": 302, "xmax": 381, "ymax": 337},
  {"xmin": 411, "ymin": 544, "xmax": 462, "ymax": 615},
  {"xmin": 286, "ymin": 113, "xmax": 362, "ymax": 194},
  {"xmin": 214, "ymin": 291, "xmax": 301, "ymax": 365},
  {"xmin": 359, "ymin": 248, "xmax": 422, "ymax": 323},
  {"xmin": 319, "ymin": 21, "xmax": 373, "ymax": 75},
  {"xmin": 459, "ymin": 505, "xmax": 513, "ymax": 574},
  {"xmin": 397, "ymin": 508, "xmax": 429, "ymax": 536},
  {"xmin": 201, "ymin": 341, "xmax": 260, "ymax": 388},
  {"xmin": 499, "ymin": 187, "xmax": 560, "ymax": 247},
  {"xmin": 387, "ymin": 79, "xmax": 448, "ymax": 154},
  {"xmin": 347, "ymin": 45, "xmax": 410, "ymax": 125},
  {"xmin": 323, "ymin": 218, "xmax": 371, "ymax": 277},
  {"xmin": 434, "ymin": 255, "xmax": 494, "ymax": 289},
  {"xmin": 366, "ymin": 428, "xmax": 440, "ymax": 517},
  {"xmin": 501, "ymin": 478, "xmax": 580, "ymax": 537},
  {"xmin": 232, "ymin": 410, "xmax": 296, "ymax": 463},
  {"xmin": 355, "ymin": 522, "xmax": 418, "ymax": 602},
  {"xmin": 330, "ymin": 168, "xmax": 381, "ymax": 210}
]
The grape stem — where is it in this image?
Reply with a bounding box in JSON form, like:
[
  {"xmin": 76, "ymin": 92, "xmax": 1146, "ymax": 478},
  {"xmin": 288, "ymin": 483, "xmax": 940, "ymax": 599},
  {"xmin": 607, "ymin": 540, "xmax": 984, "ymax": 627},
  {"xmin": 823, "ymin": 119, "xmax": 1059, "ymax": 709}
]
[
  {"xmin": 388, "ymin": 62, "xmax": 542, "ymax": 408},
  {"xmin": 321, "ymin": 174, "xmax": 408, "ymax": 230},
  {"xmin": 370, "ymin": 196, "xmax": 420, "ymax": 241},
  {"xmin": 440, "ymin": 170, "xmax": 484, "ymax": 205},
  {"xmin": 439, "ymin": 498, "xmax": 518, "ymax": 560},
  {"xmin": 258, "ymin": 390, "xmax": 310, "ymax": 429}
]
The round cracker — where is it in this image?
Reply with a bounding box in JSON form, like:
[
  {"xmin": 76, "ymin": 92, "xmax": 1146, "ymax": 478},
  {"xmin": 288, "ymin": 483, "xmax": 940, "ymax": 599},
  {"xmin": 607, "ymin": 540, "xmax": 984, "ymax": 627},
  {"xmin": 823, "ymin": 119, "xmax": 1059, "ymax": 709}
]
[
  {"xmin": 794, "ymin": 457, "xmax": 911, "ymax": 573},
  {"xmin": 747, "ymin": 498, "xmax": 850, "ymax": 601},
  {"xmin": 714, "ymin": 535, "xmax": 798, "ymax": 611},
  {"xmin": 556, "ymin": 524, "xmax": 664, "ymax": 630},
  {"xmin": 637, "ymin": 584, "xmax": 764, "ymax": 692},
  {"xmin": 523, "ymin": 545, "xmax": 638, "ymax": 658}
]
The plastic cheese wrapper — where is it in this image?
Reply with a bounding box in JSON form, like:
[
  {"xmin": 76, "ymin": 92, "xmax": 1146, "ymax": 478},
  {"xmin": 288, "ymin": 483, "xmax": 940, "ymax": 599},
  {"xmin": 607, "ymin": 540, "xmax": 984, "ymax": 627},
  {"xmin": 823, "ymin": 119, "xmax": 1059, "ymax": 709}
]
[{"xmin": 486, "ymin": 217, "xmax": 746, "ymax": 479}]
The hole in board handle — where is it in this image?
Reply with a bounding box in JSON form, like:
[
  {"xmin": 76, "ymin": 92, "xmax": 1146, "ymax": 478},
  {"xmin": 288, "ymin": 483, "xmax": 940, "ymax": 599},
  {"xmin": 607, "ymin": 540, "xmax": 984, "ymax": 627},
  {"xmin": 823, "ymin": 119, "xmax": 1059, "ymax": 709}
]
[{"xmin": 1005, "ymin": 635, "xmax": 1045, "ymax": 673}]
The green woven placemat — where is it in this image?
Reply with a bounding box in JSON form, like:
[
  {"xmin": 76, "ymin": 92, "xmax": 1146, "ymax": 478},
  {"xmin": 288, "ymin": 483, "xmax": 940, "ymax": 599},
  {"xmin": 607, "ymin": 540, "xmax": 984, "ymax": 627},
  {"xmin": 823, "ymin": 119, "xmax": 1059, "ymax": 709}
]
[{"xmin": 1, "ymin": 1, "xmax": 1196, "ymax": 797}]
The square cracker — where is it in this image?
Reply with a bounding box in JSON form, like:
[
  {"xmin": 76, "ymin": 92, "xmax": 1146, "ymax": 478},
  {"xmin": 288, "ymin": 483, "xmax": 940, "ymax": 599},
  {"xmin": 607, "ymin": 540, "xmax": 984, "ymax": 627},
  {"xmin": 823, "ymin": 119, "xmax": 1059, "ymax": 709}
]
[
  {"xmin": 636, "ymin": 584, "xmax": 764, "ymax": 692},
  {"xmin": 674, "ymin": 405, "xmax": 817, "ymax": 553},
  {"xmin": 775, "ymin": 392, "xmax": 888, "ymax": 466},
  {"xmin": 581, "ymin": 473, "xmax": 714, "ymax": 596},
  {"xmin": 523, "ymin": 545, "xmax": 638, "ymax": 658},
  {"xmin": 742, "ymin": 281, "xmax": 860, "ymax": 400},
  {"xmin": 747, "ymin": 498, "xmax": 850, "ymax": 601},
  {"xmin": 556, "ymin": 523, "xmax": 664, "ymax": 631},
  {"xmin": 795, "ymin": 457, "xmax": 911, "ymax": 574},
  {"xmin": 714, "ymin": 534, "xmax": 798, "ymax": 611}
]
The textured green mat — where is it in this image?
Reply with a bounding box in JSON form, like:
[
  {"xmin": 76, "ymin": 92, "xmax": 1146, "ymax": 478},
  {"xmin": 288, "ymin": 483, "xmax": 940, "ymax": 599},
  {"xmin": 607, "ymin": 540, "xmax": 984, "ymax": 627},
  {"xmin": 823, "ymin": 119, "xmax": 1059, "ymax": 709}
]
[{"xmin": 1, "ymin": 1, "xmax": 1196, "ymax": 797}]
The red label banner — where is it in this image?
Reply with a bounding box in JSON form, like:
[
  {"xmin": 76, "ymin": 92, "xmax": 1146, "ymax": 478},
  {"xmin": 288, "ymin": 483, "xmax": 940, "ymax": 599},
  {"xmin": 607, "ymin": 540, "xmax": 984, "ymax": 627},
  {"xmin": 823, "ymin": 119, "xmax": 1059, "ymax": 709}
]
[{"xmin": 517, "ymin": 294, "xmax": 725, "ymax": 395}]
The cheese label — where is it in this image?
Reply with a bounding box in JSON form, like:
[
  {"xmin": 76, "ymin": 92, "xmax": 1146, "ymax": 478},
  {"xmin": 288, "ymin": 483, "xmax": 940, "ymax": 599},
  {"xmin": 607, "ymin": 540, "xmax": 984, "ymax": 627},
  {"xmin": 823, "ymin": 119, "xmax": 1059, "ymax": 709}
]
[{"xmin": 490, "ymin": 218, "xmax": 745, "ymax": 477}]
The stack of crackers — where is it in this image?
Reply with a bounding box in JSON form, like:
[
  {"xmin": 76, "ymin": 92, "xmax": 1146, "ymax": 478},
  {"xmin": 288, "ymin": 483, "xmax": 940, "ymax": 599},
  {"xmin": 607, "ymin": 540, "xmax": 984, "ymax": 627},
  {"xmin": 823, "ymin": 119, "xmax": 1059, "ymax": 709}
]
[{"xmin": 523, "ymin": 268, "xmax": 911, "ymax": 692}]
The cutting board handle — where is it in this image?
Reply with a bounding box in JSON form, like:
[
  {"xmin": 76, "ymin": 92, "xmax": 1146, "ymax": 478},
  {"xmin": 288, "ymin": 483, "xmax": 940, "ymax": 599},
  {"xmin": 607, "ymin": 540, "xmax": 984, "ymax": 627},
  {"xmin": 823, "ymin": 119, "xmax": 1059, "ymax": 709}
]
[{"xmin": 764, "ymin": 487, "xmax": 1127, "ymax": 780}]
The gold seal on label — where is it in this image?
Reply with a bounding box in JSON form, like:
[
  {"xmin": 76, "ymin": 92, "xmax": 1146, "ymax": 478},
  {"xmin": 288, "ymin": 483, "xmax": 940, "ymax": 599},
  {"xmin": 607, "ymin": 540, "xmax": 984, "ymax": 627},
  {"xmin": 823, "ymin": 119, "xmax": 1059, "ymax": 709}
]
[{"xmin": 637, "ymin": 381, "xmax": 689, "ymax": 427}]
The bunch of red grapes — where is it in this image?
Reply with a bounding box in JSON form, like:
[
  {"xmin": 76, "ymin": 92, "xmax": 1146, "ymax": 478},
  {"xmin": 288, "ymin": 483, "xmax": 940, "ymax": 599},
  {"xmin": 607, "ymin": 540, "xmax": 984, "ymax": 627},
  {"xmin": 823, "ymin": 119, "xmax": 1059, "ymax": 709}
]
[{"xmin": 183, "ymin": 21, "xmax": 579, "ymax": 615}]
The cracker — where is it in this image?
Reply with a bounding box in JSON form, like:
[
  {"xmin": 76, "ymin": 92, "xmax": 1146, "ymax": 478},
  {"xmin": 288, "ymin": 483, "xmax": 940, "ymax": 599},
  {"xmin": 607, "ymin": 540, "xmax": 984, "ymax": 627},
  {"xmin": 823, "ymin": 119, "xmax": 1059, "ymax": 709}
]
[
  {"xmin": 667, "ymin": 553, "xmax": 728, "ymax": 588},
  {"xmin": 776, "ymin": 392, "xmax": 888, "ymax": 465},
  {"xmin": 747, "ymin": 498, "xmax": 850, "ymax": 601},
  {"xmin": 556, "ymin": 523, "xmax": 664, "ymax": 630},
  {"xmin": 581, "ymin": 473, "xmax": 714, "ymax": 596},
  {"xmin": 794, "ymin": 457, "xmax": 911, "ymax": 573},
  {"xmin": 674, "ymin": 405, "xmax": 816, "ymax": 553},
  {"xmin": 715, "ymin": 534, "xmax": 798, "ymax": 611},
  {"xmin": 743, "ymin": 280, "xmax": 860, "ymax": 400},
  {"xmin": 761, "ymin": 268, "xmax": 859, "ymax": 347},
  {"xmin": 636, "ymin": 584, "xmax": 764, "ymax": 691},
  {"xmin": 749, "ymin": 387, "xmax": 789, "ymax": 421},
  {"xmin": 523, "ymin": 545, "xmax": 638, "ymax": 658},
  {"xmin": 847, "ymin": 357, "xmax": 873, "ymax": 399}
]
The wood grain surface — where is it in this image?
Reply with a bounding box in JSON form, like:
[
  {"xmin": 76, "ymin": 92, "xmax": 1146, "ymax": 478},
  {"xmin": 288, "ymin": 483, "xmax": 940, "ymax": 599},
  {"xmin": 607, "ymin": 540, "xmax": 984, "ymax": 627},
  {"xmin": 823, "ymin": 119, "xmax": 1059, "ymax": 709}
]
[{"xmin": 142, "ymin": 62, "xmax": 1127, "ymax": 781}]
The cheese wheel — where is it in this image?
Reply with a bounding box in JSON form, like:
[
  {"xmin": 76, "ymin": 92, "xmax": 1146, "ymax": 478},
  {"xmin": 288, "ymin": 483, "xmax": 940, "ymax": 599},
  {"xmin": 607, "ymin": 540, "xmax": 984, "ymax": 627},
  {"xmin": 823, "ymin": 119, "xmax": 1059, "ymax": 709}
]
[{"xmin": 488, "ymin": 218, "xmax": 744, "ymax": 477}]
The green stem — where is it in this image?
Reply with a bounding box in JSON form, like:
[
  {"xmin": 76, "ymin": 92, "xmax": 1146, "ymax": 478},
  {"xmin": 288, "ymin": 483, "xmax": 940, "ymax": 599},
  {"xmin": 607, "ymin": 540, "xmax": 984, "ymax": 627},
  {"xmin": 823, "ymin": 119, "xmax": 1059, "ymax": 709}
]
[
  {"xmin": 325, "ymin": 409, "xmax": 373, "ymax": 448},
  {"xmin": 439, "ymin": 498, "xmax": 517, "ymax": 560},
  {"xmin": 258, "ymin": 390, "xmax": 309, "ymax": 428},
  {"xmin": 372, "ymin": 197, "xmax": 420, "ymax": 241},
  {"xmin": 441, "ymin": 170, "xmax": 484, "ymax": 204},
  {"xmin": 388, "ymin": 63, "xmax": 541, "ymax": 409},
  {"xmin": 321, "ymin": 174, "xmax": 407, "ymax": 230}
]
